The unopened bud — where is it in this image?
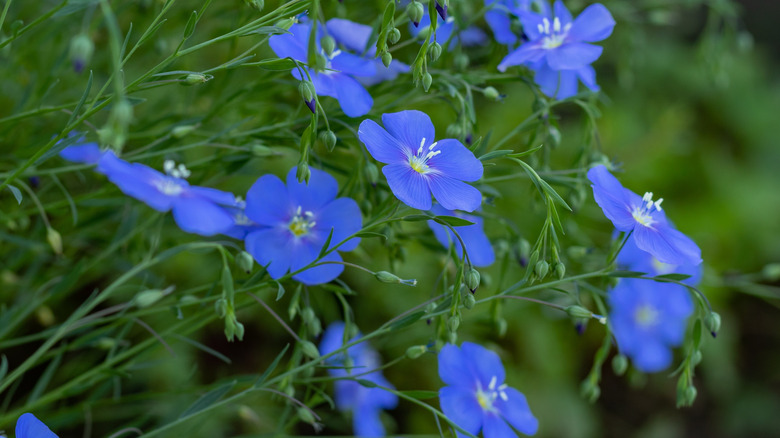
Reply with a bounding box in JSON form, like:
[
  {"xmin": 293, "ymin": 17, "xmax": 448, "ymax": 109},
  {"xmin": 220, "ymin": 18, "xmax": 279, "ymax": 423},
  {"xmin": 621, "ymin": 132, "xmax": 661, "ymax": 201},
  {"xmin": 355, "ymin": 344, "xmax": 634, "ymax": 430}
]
[
  {"xmin": 300, "ymin": 340, "xmax": 320, "ymax": 360},
  {"xmin": 612, "ymin": 354, "xmax": 628, "ymax": 376},
  {"xmin": 46, "ymin": 227, "xmax": 62, "ymax": 254},
  {"xmin": 684, "ymin": 386, "xmax": 697, "ymax": 405},
  {"xmin": 704, "ymin": 312, "xmax": 721, "ymax": 337},
  {"xmin": 445, "ymin": 124, "xmax": 462, "ymax": 138},
  {"xmin": 296, "ymin": 162, "xmax": 311, "ymax": 184},
  {"xmin": 428, "ymin": 42, "xmax": 442, "ymax": 61},
  {"xmin": 534, "ymin": 260, "xmax": 549, "ymax": 279},
  {"xmin": 568, "ymin": 246, "xmax": 588, "ymax": 260},
  {"xmin": 69, "ymin": 33, "xmax": 94, "ymax": 73},
  {"xmin": 319, "ymin": 130, "xmax": 337, "ymax": 150},
  {"xmin": 365, "ymin": 162, "xmax": 379, "ymax": 185},
  {"xmin": 407, "ymin": 1, "xmax": 424, "ymax": 27},
  {"xmin": 565, "ymin": 305, "xmax": 593, "ymax": 319},
  {"xmin": 298, "ymin": 81, "xmax": 316, "ymax": 112},
  {"xmin": 381, "ymin": 51, "xmax": 393, "ymax": 68},
  {"xmin": 388, "ymin": 28, "xmax": 401, "ymax": 45},
  {"xmin": 215, "ymin": 298, "xmax": 228, "ymax": 318},
  {"xmin": 374, "ymin": 271, "xmax": 417, "ymax": 286},
  {"xmin": 172, "ymin": 124, "xmax": 197, "ymax": 138},
  {"xmin": 135, "ymin": 289, "xmax": 165, "ymax": 308},
  {"xmin": 235, "ymin": 321, "xmax": 245, "ymax": 341},
  {"xmin": 243, "ymin": 0, "xmax": 264, "ymax": 11},
  {"xmin": 321, "ymin": 36, "xmax": 335, "ymax": 56},
  {"xmin": 447, "ymin": 314, "xmax": 460, "ymax": 332},
  {"xmin": 554, "ymin": 262, "xmax": 566, "ymax": 279},
  {"xmin": 405, "ymin": 345, "xmax": 428, "ymax": 359},
  {"xmin": 236, "ymin": 251, "xmax": 254, "ymax": 273},
  {"xmin": 581, "ymin": 380, "xmax": 600, "ymax": 403},
  {"xmin": 483, "ymin": 86, "xmax": 500, "ymax": 100},
  {"xmin": 297, "ymin": 407, "xmax": 316, "ymax": 425},
  {"xmin": 548, "ymin": 125, "xmax": 562, "ymax": 148},
  {"xmin": 495, "ymin": 317, "xmax": 507, "ymax": 337},
  {"xmin": 251, "ymin": 144, "xmax": 274, "ymax": 156},
  {"xmin": 691, "ymin": 350, "xmax": 702, "ymax": 366},
  {"xmin": 454, "ymin": 53, "xmax": 469, "ymax": 70},
  {"xmin": 448, "ymin": 331, "xmax": 457, "ymax": 344},
  {"xmin": 465, "ymin": 268, "xmax": 480, "ymax": 292},
  {"xmin": 422, "ymin": 72, "xmax": 432, "ymax": 92},
  {"xmin": 424, "ymin": 302, "xmax": 436, "ymax": 313},
  {"xmin": 464, "ymin": 293, "xmax": 476, "ymax": 309},
  {"xmin": 36, "ymin": 306, "xmax": 55, "ymax": 327},
  {"xmin": 184, "ymin": 73, "xmax": 210, "ymax": 85}
]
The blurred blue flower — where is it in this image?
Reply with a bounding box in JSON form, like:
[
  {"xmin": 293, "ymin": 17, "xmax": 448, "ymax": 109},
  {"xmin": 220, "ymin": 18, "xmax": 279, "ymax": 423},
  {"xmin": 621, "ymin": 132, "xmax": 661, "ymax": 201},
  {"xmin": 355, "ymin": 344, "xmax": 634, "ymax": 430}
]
[
  {"xmin": 427, "ymin": 204, "xmax": 495, "ymax": 267},
  {"xmin": 319, "ymin": 322, "xmax": 398, "ymax": 437},
  {"xmin": 97, "ymin": 153, "xmax": 236, "ymax": 236},
  {"xmin": 59, "ymin": 140, "xmax": 103, "ymax": 165},
  {"xmin": 325, "ymin": 18, "xmax": 410, "ymax": 87},
  {"xmin": 409, "ymin": 8, "xmax": 488, "ymax": 47},
  {"xmin": 16, "ymin": 413, "xmax": 58, "ymax": 438},
  {"xmin": 484, "ymin": 0, "xmax": 549, "ymax": 47},
  {"xmin": 608, "ymin": 278, "xmax": 694, "ymax": 372},
  {"xmin": 358, "ymin": 110, "xmax": 483, "ymax": 212},
  {"xmin": 497, "ymin": 1, "xmax": 615, "ymax": 99},
  {"xmin": 587, "ymin": 164, "xmax": 702, "ymax": 266},
  {"xmin": 438, "ymin": 342, "xmax": 538, "ymax": 437},
  {"xmin": 269, "ymin": 22, "xmax": 377, "ymax": 117},
  {"xmin": 243, "ymin": 167, "xmax": 361, "ymax": 285},
  {"xmin": 617, "ymin": 234, "xmax": 702, "ymax": 286}
]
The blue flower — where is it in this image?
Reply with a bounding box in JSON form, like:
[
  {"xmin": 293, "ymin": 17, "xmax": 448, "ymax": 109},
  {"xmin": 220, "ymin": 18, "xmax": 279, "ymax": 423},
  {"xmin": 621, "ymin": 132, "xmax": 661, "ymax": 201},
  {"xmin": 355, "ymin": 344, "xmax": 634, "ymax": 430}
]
[
  {"xmin": 484, "ymin": 0, "xmax": 550, "ymax": 47},
  {"xmin": 427, "ymin": 204, "xmax": 495, "ymax": 267},
  {"xmin": 243, "ymin": 167, "xmax": 361, "ymax": 285},
  {"xmin": 617, "ymin": 234, "xmax": 702, "ymax": 286},
  {"xmin": 358, "ymin": 110, "xmax": 484, "ymax": 212},
  {"xmin": 325, "ymin": 18, "xmax": 410, "ymax": 87},
  {"xmin": 497, "ymin": 1, "xmax": 615, "ymax": 99},
  {"xmin": 319, "ymin": 322, "xmax": 398, "ymax": 437},
  {"xmin": 58, "ymin": 137, "xmax": 104, "ymax": 165},
  {"xmin": 16, "ymin": 413, "xmax": 58, "ymax": 438},
  {"xmin": 97, "ymin": 153, "xmax": 236, "ymax": 236},
  {"xmin": 269, "ymin": 22, "xmax": 377, "ymax": 117},
  {"xmin": 409, "ymin": 9, "xmax": 488, "ymax": 47},
  {"xmin": 439, "ymin": 342, "xmax": 538, "ymax": 437},
  {"xmin": 608, "ymin": 278, "xmax": 694, "ymax": 372},
  {"xmin": 587, "ymin": 164, "xmax": 702, "ymax": 266}
]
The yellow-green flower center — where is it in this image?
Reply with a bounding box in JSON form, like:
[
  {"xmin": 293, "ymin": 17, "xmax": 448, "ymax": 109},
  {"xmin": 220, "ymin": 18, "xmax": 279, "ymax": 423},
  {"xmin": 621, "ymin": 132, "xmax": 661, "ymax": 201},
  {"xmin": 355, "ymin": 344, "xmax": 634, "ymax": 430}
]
[
  {"xmin": 409, "ymin": 137, "xmax": 441, "ymax": 175},
  {"xmin": 475, "ymin": 376, "xmax": 508, "ymax": 413},
  {"xmin": 634, "ymin": 304, "xmax": 659, "ymax": 328},
  {"xmin": 288, "ymin": 206, "xmax": 316, "ymax": 237}
]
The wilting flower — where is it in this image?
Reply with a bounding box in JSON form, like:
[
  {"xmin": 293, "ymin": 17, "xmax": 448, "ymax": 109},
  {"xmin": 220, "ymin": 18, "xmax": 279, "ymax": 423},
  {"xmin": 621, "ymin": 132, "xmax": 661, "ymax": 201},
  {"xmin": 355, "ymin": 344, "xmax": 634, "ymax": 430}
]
[
  {"xmin": 269, "ymin": 22, "xmax": 376, "ymax": 117},
  {"xmin": 497, "ymin": 1, "xmax": 615, "ymax": 99},
  {"xmin": 427, "ymin": 204, "xmax": 495, "ymax": 267},
  {"xmin": 16, "ymin": 413, "xmax": 58, "ymax": 438},
  {"xmin": 617, "ymin": 234, "xmax": 702, "ymax": 286},
  {"xmin": 325, "ymin": 18, "xmax": 410, "ymax": 87},
  {"xmin": 320, "ymin": 322, "xmax": 398, "ymax": 437},
  {"xmin": 97, "ymin": 153, "xmax": 236, "ymax": 236},
  {"xmin": 484, "ymin": 0, "xmax": 550, "ymax": 47},
  {"xmin": 608, "ymin": 278, "xmax": 694, "ymax": 372},
  {"xmin": 358, "ymin": 110, "xmax": 483, "ymax": 212},
  {"xmin": 243, "ymin": 167, "xmax": 361, "ymax": 285},
  {"xmin": 439, "ymin": 342, "xmax": 538, "ymax": 437},
  {"xmin": 587, "ymin": 164, "xmax": 702, "ymax": 266},
  {"xmin": 409, "ymin": 7, "xmax": 488, "ymax": 47}
]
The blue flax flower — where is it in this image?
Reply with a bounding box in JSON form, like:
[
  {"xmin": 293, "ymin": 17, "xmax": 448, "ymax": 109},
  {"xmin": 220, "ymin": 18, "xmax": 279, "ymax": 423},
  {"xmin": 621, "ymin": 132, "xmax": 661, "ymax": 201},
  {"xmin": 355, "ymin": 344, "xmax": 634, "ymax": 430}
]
[
  {"xmin": 243, "ymin": 167, "xmax": 361, "ymax": 285},
  {"xmin": 617, "ymin": 234, "xmax": 702, "ymax": 286},
  {"xmin": 269, "ymin": 22, "xmax": 377, "ymax": 117},
  {"xmin": 96, "ymin": 153, "xmax": 236, "ymax": 236},
  {"xmin": 608, "ymin": 278, "xmax": 693, "ymax": 372},
  {"xmin": 319, "ymin": 322, "xmax": 398, "ymax": 437},
  {"xmin": 439, "ymin": 342, "xmax": 538, "ymax": 437},
  {"xmin": 16, "ymin": 413, "xmax": 58, "ymax": 438},
  {"xmin": 410, "ymin": 8, "xmax": 488, "ymax": 47},
  {"xmin": 497, "ymin": 1, "xmax": 615, "ymax": 99},
  {"xmin": 358, "ymin": 110, "xmax": 484, "ymax": 212},
  {"xmin": 427, "ymin": 204, "xmax": 495, "ymax": 267},
  {"xmin": 325, "ymin": 18, "xmax": 410, "ymax": 87},
  {"xmin": 58, "ymin": 134, "xmax": 104, "ymax": 165},
  {"xmin": 587, "ymin": 164, "xmax": 702, "ymax": 266},
  {"xmin": 484, "ymin": 0, "xmax": 549, "ymax": 47}
]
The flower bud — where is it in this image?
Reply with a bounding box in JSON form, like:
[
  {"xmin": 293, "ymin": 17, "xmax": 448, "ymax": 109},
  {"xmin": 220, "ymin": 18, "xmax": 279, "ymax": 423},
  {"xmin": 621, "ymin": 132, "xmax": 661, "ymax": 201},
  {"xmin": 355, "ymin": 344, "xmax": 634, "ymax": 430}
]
[
  {"xmin": 405, "ymin": 345, "xmax": 428, "ymax": 359},
  {"xmin": 424, "ymin": 302, "xmax": 436, "ymax": 313},
  {"xmin": 364, "ymin": 162, "xmax": 379, "ymax": 185},
  {"xmin": 319, "ymin": 130, "xmax": 337, "ymax": 151},
  {"xmin": 762, "ymin": 263, "xmax": 780, "ymax": 281},
  {"xmin": 172, "ymin": 124, "xmax": 197, "ymax": 138},
  {"xmin": 565, "ymin": 305, "xmax": 593, "ymax": 319},
  {"xmin": 184, "ymin": 73, "xmax": 210, "ymax": 85},
  {"xmin": 374, "ymin": 270, "xmax": 417, "ymax": 286},
  {"xmin": 527, "ymin": 250, "xmax": 539, "ymax": 273},
  {"xmin": 297, "ymin": 407, "xmax": 317, "ymax": 426},
  {"xmin": 448, "ymin": 331, "xmax": 457, "ymax": 344},
  {"xmin": 684, "ymin": 386, "xmax": 697, "ymax": 405},
  {"xmin": 388, "ymin": 28, "xmax": 401, "ymax": 44},
  {"xmin": 298, "ymin": 81, "xmax": 316, "ymax": 113},
  {"xmin": 435, "ymin": 0, "xmax": 448, "ymax": 20},
  {"xmin": 445, "ymin": 124, "xmax": 462, "ymax": 138},
  {"xmin": 428, "ymin": 42, "xmax": 442, "ymax": 61},
  {"xmin": 447, "ymin": 314, "xmax": 460, "ymax": 333},
  {"xmin": 691, "ymin": 350, "xmax": 702, "ymax": 366},
  {"xmin": 215, "ymin": 298, "xmax": 228, "ymax": 318},
  {"xmin": 534, "ymin": 260, "xmax": 549, "ymax": 279},
  {"xmin": 46, "ymin": 227, "xmax": 63, "ymax": 255},
  {"xmin": 463, "ymin": 293, "xmax": 476, "ymax": 309},
  {"xmin": 554, "ymin": 262, "xmax": 566, "ymax": 279},
  {"xmin": 381, "ymin": 51, "xmax": 393, "ymax": 68},
  {"xmin": 612, "ymin": 354, "xmax": 628, "ymax": 376},
  {"xmin": 407, "ymin": 1, "xmax": 424, "ymax": 27},
  {"xmin": 495, "ymin": 317, "xmax": 507, "ymax": 337},
  {"xmin": 36, "ymin": 305, "xmax": 55, "ymax": 327},
  {"xmin": 300, "ymin": 340, "xmax": 320, "ymax": 360},
  {"xmin": 135, "ymin": 289, "xmax": 165, "ymax": 308},
  {"xmin": 321, "ymin": 35, "xmax": 336, "ymax": 56},
  {"xmin": 251, "ymin": 143, "xmax": 275, "ymax": 156},
  {"xmin": 704, "ymin": 312, "xmax": 721, "ymax": 337},
  {"xmin": 236, "ymin": 251, "xmax": 254, "ymax": 273},
  {"xmin": 483, "ymin": 86, "xmax": 500, "ymax": 101},
  {"xmin": 296, "ymin": 162, "xmax": 311, "ymax": 184},
  {"xmin": 465, "ymin": 268, "xmax": 480, "ymax": 292},
  {"xmin": 581, "ymin": 380, "xmax": 600, "ymax": 403},
  {"xmin": 234, "ymin": 321, "xmax": 245, "ymax": 341},
  {"xmin": 243, "ymin": 0, "xmax": 264, "ymax": 11},
  {"xmin": 69, "ymin": 33, "xmax": 94, "ymax": 73},
  {"xmin": 422, "ymin": 72, "xmax": 432, "ymax": 92},
  {"xmin": 548, "ymin": 125, "xmax": 562, "ymax": 148},
  {"xmin": 454, "ymin": 53, "xmax": 469, "ymax": 70}
]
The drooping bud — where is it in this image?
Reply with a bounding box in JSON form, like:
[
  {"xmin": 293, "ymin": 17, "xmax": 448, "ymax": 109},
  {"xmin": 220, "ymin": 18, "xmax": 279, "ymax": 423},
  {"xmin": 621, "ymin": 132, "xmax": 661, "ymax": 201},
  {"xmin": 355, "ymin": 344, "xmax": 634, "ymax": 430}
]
[
  {"xmin": 296, "ymin": 162, "xmax": 311, "ymax": 184},
  {"xmin": 236, "ymin": 251, "xmax": 254, "ymax": 273},
  {"xmin": 388, "ymin": 28, "xmax": 401, "ymax": 44},
  {"xmin": 612, "ymin": 354, "xmax": 628, "ymax": 376},
  {"xmin": 454, "ymin": 53, "xmax": 469, "ymax": 70},
  {"xmin": 435, "ymin": 0, "xmax": 448, "ymax": 20},
  {"xmin": 691, "ymin": 350, "xmax": 702, "ymax": 366},
  {"xmin": 445, "ymin": 123, "xmax": 462, "ymax": 138},
  {"xmin": 407, "ymin": 1, "xmax": 424, "ymax": 27},
  {"xmin": 381, "ymin": 51, "xmax": 393, "ymax": 68},
  {"xmin": 428, "ymin": 42, "xmax": 442, "ymax": 61},
  {"xmin": 534, "ymin": 260, "xmax": 549, "ymax": 279},
  {"xmin": 298, "ymin": 81, "xmax": 316, "ymax": 113},
  {"xmin": 447, "ymin": 314, "xmax": 460, "ymax": 333},
  {"xmin": 554, "ymin": 262, "xmax": 566, "ymax": 279},
  {"xmin": 405, "ymin": 345, "xmax": 428, "ymax": 359},
  {"xmin": 465, "ymin": 268, "xmax": 480, "ymax": 292},
  {"xmin": 135, "ymin": 289, "xmax": 165, "ymax": 308},
  {"xmin": 184, "ymin": 73, "xmax": 211, "ymax": 85},
  {"xmin": 46, "ymin": 227, "xmax": 62, "ymax": 254},
  {"xmin": 215, "ymin": 298, "xmax": 228, "ymax": 318},
  {"xmin": 300, "ymin": 340, "xmax": 320, "ymax": 360},
  {"xmin": 422, "ymin": 72, "xmax": 433, "ymax": 92},
  {"xmin": 319, "ymin": 130, "xmax": 337, "ymax": 151},
  {"xmin": 581, "ymin": 380, "xmax": 600, "ymax": 403},
  {"xmin": 565, "ymin": 305, "xmax": 593, "ymax": 319},
  {"xmin": 483, "ymin": 86, "xmax": 500, "ymax": 101},
  {"xmin": 320, "ymin": 35, "xmax": 335, "ymax": 56},
  {"xmin": 463, "ymin": 293, "xmax": 476, "ymax": 309},
  {"xmin": 172, "ymin": 124, "xmax": 197, "ymax": 138},
  {"xmin": 704, "ymin": 312, "xmax": 721, "ymax": 337},
  {"xmin": 69, "ymin": 33, "xmax": 94, "ymax": 73},
  {"xmin": 374, "ymin": 270, "xmax": 417, "ymax": 286}
]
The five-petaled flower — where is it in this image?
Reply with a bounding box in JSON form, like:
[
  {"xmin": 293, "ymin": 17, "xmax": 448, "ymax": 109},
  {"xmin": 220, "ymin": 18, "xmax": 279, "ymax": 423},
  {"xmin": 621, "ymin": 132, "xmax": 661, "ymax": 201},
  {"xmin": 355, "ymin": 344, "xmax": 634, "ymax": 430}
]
[
  {"xmin": 358, "ymin": 110, "xmax": 484, "ymax": 212},
  {"xmin": 587, "ymin": 164, "xmax": 702, "ymax": 266},
  {"xmin": 497, "ymin": 1, "xmax": 615, "ymax": 99},
  {"xmin": 319, "ymin": 322, "xmax": 398, "ymax": 437},
  {"xmin": 439, "ymin": 342, "xmax": 538, "ymax": 437},
  {"xmin": 485, "ymin": 0, "xmax": 550, "ymax": 47},
  {"xmin": 608, "ymin": 278, "xmax": 694, "ymax": 372},
  {"xmin": 243, "ymin": 167, "xmax": 362, "ymax": 285},
  {"xmin": 16, "ymin": 413, "xmax": 58, "ymax": 438},
  {"xmin": 427, "ymin": 204, "xmax": 495, "ymax": 267}
]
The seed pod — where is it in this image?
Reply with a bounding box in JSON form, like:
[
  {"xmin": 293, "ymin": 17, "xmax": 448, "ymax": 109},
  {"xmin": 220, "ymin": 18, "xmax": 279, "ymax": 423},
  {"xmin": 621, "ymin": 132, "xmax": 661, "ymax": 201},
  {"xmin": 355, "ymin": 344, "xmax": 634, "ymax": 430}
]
[{"xmin": 422, "ymin": 72, "xmax": 433, "ymax": 91}]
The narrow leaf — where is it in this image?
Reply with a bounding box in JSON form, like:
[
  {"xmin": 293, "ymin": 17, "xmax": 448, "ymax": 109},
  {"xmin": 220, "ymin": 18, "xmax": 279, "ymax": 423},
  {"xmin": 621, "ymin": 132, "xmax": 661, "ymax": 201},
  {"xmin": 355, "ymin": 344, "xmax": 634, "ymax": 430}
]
[
  {"xmin": 400, "ymin": 390, "xmax": 438, "ymax": 400},
  {"xmin": 654, "ymin": 273, "xmax": 692, "ymax": 282},
  {"xmin": 27, "ymin": 349, "xmax": 64, "ymax": 404},
  {"xmin": 433, "ymin": 215, "xmax": 475, "ymax": 227},
  {"xmin": 67, "ymin": 70, "xmax": 93, "ymax": 126},
  {"xmin": 275, "ymin": 282, "xmax": 286, "ymax": 301},
  {"xmin": 179, "ymin": 381, "xmax": 236, "ymax": 418},
  {"xmin": 608, "ymin": 270, "xmax": 646, "ymax": 278},
  {"xmin": 478, "ymin": 150, "xmax": 513, "ymax": 162},
  {"xmin": 7, "ymin": 185, "xmax": 22, "ymax": 204},
  {"xmin": 255, "ymin": 344, "xmax": 290, "ymax": 387},
  {"xmin": 388, "ymin": 311, "xmax": 425, "ymax": 331},
  {"xmin": 182, "ymin": 10, "xmax": 198, "ymax": 40},
  {"xmin": 354, "ymin": 231, "xmax": 387, "ymax": 240}
]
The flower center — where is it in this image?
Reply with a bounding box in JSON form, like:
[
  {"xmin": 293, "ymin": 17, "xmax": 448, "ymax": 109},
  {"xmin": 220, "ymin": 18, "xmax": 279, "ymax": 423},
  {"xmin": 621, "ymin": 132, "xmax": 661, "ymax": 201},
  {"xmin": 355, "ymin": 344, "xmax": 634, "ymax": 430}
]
[
  {"xmin": 288, "ymin": 206, "xmax": 316, "ymax": 237},
  {"xmin": 631, "ymin": 192, "xmax": 664, "ymax": 227},
  {"xmin": 408, "ymin": 137, "xmax": 441, "ymax": 174},
  {"xmin": 321, "ymin": 49, "xmax": 343, "ymax": 75},
  {"xmin": 634, "ymin": 304, "xmax": 659, "ymax": 328},
  {"xmin": 537, "ymin": 17, "xmax": 571, "ymax": 49},
  {"xmin": 651, "ymin": 257, "xmax": 677, "ymax": 275},
  {"xmin": 154, "ymin": 160, "xmax": 190, "ymax": 196},
  {"xmin": 475, "ymin": 376, "xmax": 508, "ymax": 413}
]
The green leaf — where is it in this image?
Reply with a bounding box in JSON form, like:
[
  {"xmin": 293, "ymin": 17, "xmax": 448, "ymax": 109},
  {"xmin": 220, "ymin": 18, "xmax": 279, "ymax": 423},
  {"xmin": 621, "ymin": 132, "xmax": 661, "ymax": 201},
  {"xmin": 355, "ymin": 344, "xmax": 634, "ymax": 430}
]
[
  {"xmin": 508, "ymin": 144, "xmax": 543, "ymax": 158},
  {"xmin": 173, "ymin": 335, "xmax": 232, "ymax": 364},
  {"xmin": 608, "ymin": 270, "xmax": 646, "ymax": 278},
  {"xmin": 67, "ymin": 70, "xmax": 93, "ymax": 126},
  {"xmin": 402, "ymin": 214, "xmax": 431, "ymax": 222},
  {"xmin": 0, "ymin": 355, "xmax": 8, "ymax": 381},
  {"xmin": 318, "ymin": 228, "xmax": 334, "ymax": 259},
  {"xmin": 375, "ymin": 1, "xmax": 396, "ymax": 55},
  {"xmin": 253, "ymin": 58, "xmax": 297, "ymax": 71},
  {"xmin": 182, "ymin": 10, "xmax": 198, "ymax": 40},
  {"xmin": 354, "ymin": 231, "xmax": 387, "ymax": 240},
  {"xmin": 388, "ymin": 311, "xmax": 425, "ymax": 331},
  {"xmin": 692, "ymin": 319, "xmax": 702, "ymax": 350},
  {"xmin": 654, "ymin": 273, "xmax": 692, "ymax": 282},
  {"xmin": 179, "ymin": 381, "xmax": 236, "ymax": 418},
  {"xmin": 255, "ymin": 344, "xmax": 290, "ymax": 387},
  {"xmin": 357, "ymin": 379, "xmax": 378, "ymax": 388},
  {"xmin": 478, "ymin": 150, "xmax": 513, "ymax": 161},
  {"xmin": 275, "ymin": 281, "xmax": 286, "ymax": 301},
  {"xmin": 239, "ymin": 26, "xmax": 289, "ymax": 37},
  {"xmin": 400, "ymin": 390, "xmax": 438, "ymax": 400},
  {"xmin": 27, "ymin": 348, "xmax": 64, "ymax": 404},
  {"xmin": 433, "ymin": 215, "xmax": 475, "ymax": 227},
  {"xmin": 7, "ymin": 185, "xmax": 22, "ymax": 204},
  {"xmin": 35, "ymin": 134, "xmax": 82, "ymax": 166}
]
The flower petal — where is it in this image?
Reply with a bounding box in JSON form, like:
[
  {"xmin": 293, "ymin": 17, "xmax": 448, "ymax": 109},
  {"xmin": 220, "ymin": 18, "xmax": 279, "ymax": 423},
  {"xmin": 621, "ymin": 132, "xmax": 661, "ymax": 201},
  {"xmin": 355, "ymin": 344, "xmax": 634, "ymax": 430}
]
[
  {"xmin": 633, "ymin": 224, "xmax": 703, "ymax": 266},
  {"xmin": 314, "ymin": 197, "xmax": 362, "ymax": 252},
  {"xmin": 461, "ymin": 342, "xmax": 505, "ymax": 388},
  {"xmin": 171, "ymin": 197, "xmax": 234, "ymax": 236},
  {"xmin": 497, "ymin": 387, "xmax": 539, "ymax": 436},
  {"xmin": 554, "ymin": 69, "xmax": 579, "ymax": 99},
  {"xmin": 326, "ymin": 18, "xmax": 372, "ymax": 53},
  {"xmin": 567, "ymin": 3, "xmax": 615, "ymax": 43},
  {"xmin": 553, "ymin": 0, "xmax": 573, "ymax": 26},
  {"xmin": 576, "ymin": 65, "xmax": 599, "ymax": 91},
  {"xmin": 353, "ymin": 403, "xmax": 386, "ymax": 438},
  {"xmin": 358, "ymin": 119, "xmax": 411, "ymax": 164},
  {"xmin": 439, "ymin": 386, "xmax": 484, "ymax": 436},
  {"xmin": 382, "ymin": 163, "xmax": 432, "ymax": 210},
  {"xmin": 59, "ymin": 142, "xmax": 102, "ymax": 164},
  {"xmin": 632, "ymin": 338, "xmax": 672, "ymax": 373},
  {"xmin": 457, "ymin": 221, "xmax": 496, "ymax": 267},
  {"xmin": 460, "ymin": 26, "xmax": 489, "ymax": 47},
  {"xmin": 15, "ymin": 413, "xmax": 58, "ymax": 438},
  {"xmin": 331, "ymin": 52, "xmax": 376, "ymax": 77},
  {"xmin": 485, "ymin": 9, "xmax": 519, "ymax": 46},
  {"xmin": 268, "ymin": 23, "xmax": 309, "ymax": 62},
  {"xmin": 286, "ymin": 167, "xmax": 338, "ymax": 212},
  {"xmin": 428, "ymin": 175, "xmax": 482, "ymax": 212},
  {"xmin": 245, "ymin": 228, "xmax": 295, "ymax": 279},
  {"xmin": 99, "ymin": 153, "xmax": 178, "ymax": 212},
  {"xmin": 245, "ymin": 174, "xmax": 292, "ymax": 226},
  {"xmin": 333, "ymin": 74, "xmax": 373, "ymax": 117},
  {"xmin": 292, "ymin": 250, "xmax": 344, "ymax": 285},
  {"xmin": 546, "ymin": 42, "xmax": 603, "ymax": 70},
  {"xmin": 438, "ymin": 343, "xmax": 475, "ymax": 388},
  {"xmin": 427, "ymin": 139, "xmax": 483, "ymax": 182},
  {"xmin": 483, "ymin": 414, "xmax": 518, "ymax": 438},
  {"xmin": 498, "ymin": 43, "xmax": 545, "ymax": 72},
  {"xmin": 587, "ymin": 165, "xmax": 636, "ymax": 231},
  {"xmin": 188, "ymin": 186, "xmax": 236, "ymax": 206},
  {"xmin": 381, "ymin": 110, "xmax": 436, "ymax": 151}
]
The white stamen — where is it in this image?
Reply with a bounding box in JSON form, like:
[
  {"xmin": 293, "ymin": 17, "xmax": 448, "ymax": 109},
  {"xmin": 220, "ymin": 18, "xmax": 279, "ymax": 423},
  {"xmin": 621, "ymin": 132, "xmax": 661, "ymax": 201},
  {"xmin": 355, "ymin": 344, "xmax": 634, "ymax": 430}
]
[
  {"xmin": 417, "ymin": 137, "xmax": 426, "ymax": 155},
  {"xmin": 488, "ymin": 376, "xmax": 497, "ymax": 391},
  {"xmin": 543, "ymin": 18, "xmax": 550, "ymax": 34},
  {"xmin": 428, "ymin": 141, "xmax": 438, "ymax": 151},
  {"xmin": 500, "ymin": 391, "xmax": 509, "ymax": 401},
  {"xmin": 537, "ymin": 23, "xmax": 544, "ymax": 34},
  {"xmin": 553, "ymin": 17, "xmax": 561, "ymax": 33},
  {"xmin": 654, "ymin": 199, "xmax": 664, "ymax": 211}
]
